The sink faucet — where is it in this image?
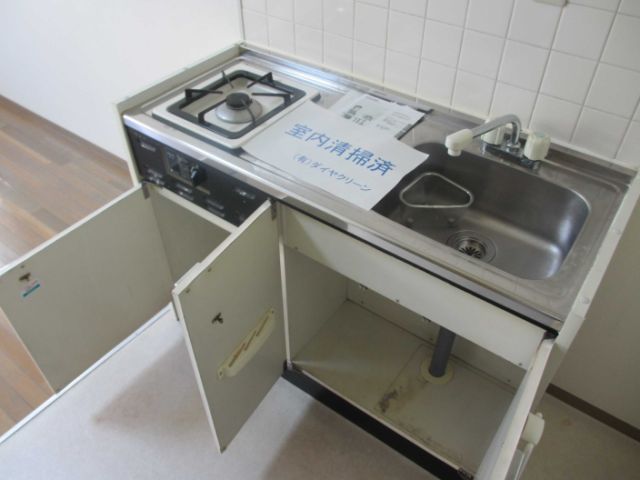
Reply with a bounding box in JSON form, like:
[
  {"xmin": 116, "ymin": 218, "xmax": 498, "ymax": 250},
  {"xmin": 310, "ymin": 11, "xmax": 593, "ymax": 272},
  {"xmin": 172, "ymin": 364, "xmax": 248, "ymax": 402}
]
[{"xmin": 444, "ymin": 114, "xmax": 539, "ymax": 169}]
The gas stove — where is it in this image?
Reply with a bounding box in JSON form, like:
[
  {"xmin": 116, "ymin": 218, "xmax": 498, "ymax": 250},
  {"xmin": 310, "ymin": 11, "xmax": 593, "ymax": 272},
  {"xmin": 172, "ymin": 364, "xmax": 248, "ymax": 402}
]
[
  {"xmin": 124, "ymin": 55, "xmax": 334, "ymax": 225},
  {"xmin": 152, "ymin": 61, "xmax": 318, "ymax": 149}
]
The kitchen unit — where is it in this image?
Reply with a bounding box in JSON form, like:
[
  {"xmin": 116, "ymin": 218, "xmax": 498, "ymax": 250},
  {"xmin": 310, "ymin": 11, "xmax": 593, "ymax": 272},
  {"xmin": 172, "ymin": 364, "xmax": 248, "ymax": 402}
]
[{"xmin": 0, "ymin": 44, "xmax": 637, "ymax": 479}]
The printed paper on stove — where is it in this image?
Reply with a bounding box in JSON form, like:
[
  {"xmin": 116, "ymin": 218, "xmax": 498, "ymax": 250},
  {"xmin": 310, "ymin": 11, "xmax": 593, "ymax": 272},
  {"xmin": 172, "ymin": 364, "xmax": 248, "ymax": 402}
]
[
  {"xmin": 243, "ymin": 102, "xmax": 428, "ymax": 210},
  {"xmin": 329, "ymin": 91, "xmax": 425, "ymax": 138}
]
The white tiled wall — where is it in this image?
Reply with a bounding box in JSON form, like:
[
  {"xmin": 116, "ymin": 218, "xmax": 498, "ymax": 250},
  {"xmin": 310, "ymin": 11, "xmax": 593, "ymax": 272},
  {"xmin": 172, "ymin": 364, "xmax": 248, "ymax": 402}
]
[{"xmin": 242, "ymin": 0, "xmax": 640, "ymax": 165}]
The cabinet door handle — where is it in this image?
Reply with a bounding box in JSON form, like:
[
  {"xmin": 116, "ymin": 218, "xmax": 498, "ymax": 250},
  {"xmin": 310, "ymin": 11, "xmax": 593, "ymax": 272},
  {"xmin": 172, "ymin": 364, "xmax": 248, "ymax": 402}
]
[{"xmin": 217, "ymin": 307, "xmax": 276, "ymax": 379}]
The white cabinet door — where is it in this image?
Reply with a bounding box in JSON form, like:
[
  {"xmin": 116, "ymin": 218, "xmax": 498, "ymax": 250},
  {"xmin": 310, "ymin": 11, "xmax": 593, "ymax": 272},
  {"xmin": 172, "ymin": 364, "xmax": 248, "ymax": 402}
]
[
  {"xmin": 0, "ymin": 186, "xmax": 174, "ymax": 391},
  {"xmin": 476, "ymin": 338, "xmax": 554, "ymax": 480},
  {"xmin": 0, "ymin": 185, "xmax": 235, "ymax": 393},
  {"xmin": 173, "ymin": 202, "xmax": 285, "ymax": 453}
]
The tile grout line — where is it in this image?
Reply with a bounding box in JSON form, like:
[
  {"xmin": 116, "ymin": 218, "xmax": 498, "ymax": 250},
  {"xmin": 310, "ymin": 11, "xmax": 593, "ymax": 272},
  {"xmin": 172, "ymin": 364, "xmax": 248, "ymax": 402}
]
[
  {"xmin": 487, "ymin": 0, "xmax": 518, "ymax": 122},
  {"xmin": 415, "ymin": 0, "xmax": 430, "ymax": 98},
  {"xmin": 448, "ymin": 1, "xmax": 472, "ymax": 109},
  {"xmin": 238, "ymin": 0, "xmax": 247, "ymax": 41},
  {"xmin": 320, "ymin": 0, "xmax": 326, "ymax": 65},
  {"xmin": 320, "ymin": 0, "xmax": 325, "ymax": 64},
  {"xmin": 381, "ymin": 1, "xmax": 391, "ymax": 85},
  {"xmin": 614, "ymin": 96, "xmax": 640, "ymax": 159},
  {"xmin": 264, "ymin": 1, "xmax": 271, "ymax": 47},
  {"xmin": 569, "ymin": 9, "xmax": 618, "ymax": 145},
  {"xmin": 321, "ymin": 0, "xmax": 326, "ymax": 66},
  {"xmin": 529, "ymin": 3, "xmax": 564, "ymax": 136},
  {"xmin": 350, "ymin": 0, "xmax": 355, "ymax": 72},
  {"xmin": 410, "ymin": 3, "xmax": 429, "ymax": 94},
  {"xmin": 292, "ymin": 1, "xmax": 298, "ymax": 57}
]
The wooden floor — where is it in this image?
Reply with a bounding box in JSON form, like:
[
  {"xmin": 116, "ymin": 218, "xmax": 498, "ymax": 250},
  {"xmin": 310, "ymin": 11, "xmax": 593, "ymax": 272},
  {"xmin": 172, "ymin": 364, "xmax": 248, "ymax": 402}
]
[{"xmin": 0, "ymin": 95, "xmax": 131, "ymax": 435}]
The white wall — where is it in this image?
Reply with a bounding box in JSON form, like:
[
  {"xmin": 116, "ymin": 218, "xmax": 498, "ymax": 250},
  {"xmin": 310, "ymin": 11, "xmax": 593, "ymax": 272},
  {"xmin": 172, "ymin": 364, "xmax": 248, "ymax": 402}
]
[
  {"xmin": 553, "ymin": 203, "xmax": 640, "ymax": 429},
  {"xmin": 0, "ymin": 0, "xmax": 242, "ymax": 159},
  {"xmin": 241, "ymin": 0, "xmax": 640, "ymax": 166}
]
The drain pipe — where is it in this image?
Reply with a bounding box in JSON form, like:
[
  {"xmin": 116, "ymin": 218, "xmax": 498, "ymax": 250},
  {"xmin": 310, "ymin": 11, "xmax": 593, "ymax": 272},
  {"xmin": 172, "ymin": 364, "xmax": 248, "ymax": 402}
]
[{"xmin": 429, "ymin": 327, "xmax": 456, "ymax": 377}]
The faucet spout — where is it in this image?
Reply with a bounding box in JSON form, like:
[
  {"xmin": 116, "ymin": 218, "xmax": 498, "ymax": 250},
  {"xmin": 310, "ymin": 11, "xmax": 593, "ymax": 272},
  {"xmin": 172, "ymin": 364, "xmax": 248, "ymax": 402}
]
[
  {"xmin": 444, "ymin": 129, "xmax": 473, "ymax": 157},
  {"xmin": 470, "ymin": 114, "xmax": 521, "ymax": 151},
  {"xmin": 444, "ymin": 114, "xmax": 524, "ymax": 158}
]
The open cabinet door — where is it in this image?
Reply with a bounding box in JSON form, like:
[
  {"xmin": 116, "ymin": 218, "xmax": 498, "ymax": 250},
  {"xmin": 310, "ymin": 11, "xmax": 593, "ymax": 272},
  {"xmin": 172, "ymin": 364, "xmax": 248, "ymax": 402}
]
[
  {"xmin": 0, "ymin": 186, "xmax": 174, "ymax": 392},
  {"xmin": 476, "ymin": 337, "xmax": 554, "ymax": 480},
  {"xmin": 173, "ymin": 201, "xmax": 285, "ymax": 453}
]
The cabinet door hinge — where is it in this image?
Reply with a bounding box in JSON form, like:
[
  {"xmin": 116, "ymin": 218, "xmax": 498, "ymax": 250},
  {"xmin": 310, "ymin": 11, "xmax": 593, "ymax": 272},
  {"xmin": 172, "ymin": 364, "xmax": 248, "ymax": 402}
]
[
  {"xmin": 141, "ymin": 181, "xmax": 151, "ymax": 199},
  {"xmin": 270, "ymin": 199, "xmax": 278, "ymax": 220},
  {"xmin": 457, "ymin": 468, "xmax": 474, "ymax": 480}
]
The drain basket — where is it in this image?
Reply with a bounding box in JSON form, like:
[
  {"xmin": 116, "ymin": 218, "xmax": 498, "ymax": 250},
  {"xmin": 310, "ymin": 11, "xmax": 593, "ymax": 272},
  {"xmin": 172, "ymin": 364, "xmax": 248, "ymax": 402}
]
[
  {"xmin": 399, "ymin": 172, "xmax": 473, "ymax": 227},
  {"xmin": 446, "ymin": 231, "xmax": 496, "ymax": 262}
]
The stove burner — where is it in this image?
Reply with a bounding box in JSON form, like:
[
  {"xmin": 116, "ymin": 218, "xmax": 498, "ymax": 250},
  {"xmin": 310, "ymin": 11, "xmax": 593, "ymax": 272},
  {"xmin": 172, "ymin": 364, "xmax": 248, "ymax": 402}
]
[
  {"xmin": 225, "ymin": 92, "xmax": 252, "ymax": 110},
  {"xmin": 166, "ymin": 69, "xmax": 306, "ymax": 140},
  {"xmin": 216, "ymin": 91, "xmax": 263, "ymax": 124}
]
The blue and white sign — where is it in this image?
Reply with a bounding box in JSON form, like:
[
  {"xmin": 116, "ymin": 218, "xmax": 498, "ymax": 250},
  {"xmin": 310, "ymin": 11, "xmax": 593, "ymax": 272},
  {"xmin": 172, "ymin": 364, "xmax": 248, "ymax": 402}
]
[{"xmin": 243, "ymin": 102, "xmax": 428, "ymax": 210}]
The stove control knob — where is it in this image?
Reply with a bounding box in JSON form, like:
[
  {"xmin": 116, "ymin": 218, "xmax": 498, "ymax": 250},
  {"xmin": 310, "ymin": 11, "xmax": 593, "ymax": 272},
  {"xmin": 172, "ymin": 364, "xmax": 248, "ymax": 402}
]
[{"xmin": 189, "ymin": 165, "xmax": 206, "ymax": 186}]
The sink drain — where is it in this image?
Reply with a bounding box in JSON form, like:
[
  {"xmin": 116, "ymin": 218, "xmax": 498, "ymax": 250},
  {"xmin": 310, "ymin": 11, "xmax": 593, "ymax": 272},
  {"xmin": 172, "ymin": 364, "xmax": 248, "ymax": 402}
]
[
  {"xmin": 447, "ymin": 231, "xmax": 496, "ymax": 262},
  {"xmin": 455, "ymin": 238, "xmax": 486, "ymax": 258}
]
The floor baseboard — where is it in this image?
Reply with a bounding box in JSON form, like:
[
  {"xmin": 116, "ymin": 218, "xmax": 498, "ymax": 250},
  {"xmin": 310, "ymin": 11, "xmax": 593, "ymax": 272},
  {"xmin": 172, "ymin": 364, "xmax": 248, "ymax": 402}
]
[{"xmin": 547, "ymin": 384, "xmax": 640, "ymax": 443}]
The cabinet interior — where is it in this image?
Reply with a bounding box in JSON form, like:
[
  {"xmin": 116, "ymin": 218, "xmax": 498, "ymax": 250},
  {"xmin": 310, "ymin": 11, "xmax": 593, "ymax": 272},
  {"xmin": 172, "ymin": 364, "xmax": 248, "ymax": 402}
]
[
  {"xmin": 149, "ymin": 187, "xmax": 234, "ymax": 282},
  {"xmin": 284, "ymin": 246, "xmax": 528, "ymax": 473}
]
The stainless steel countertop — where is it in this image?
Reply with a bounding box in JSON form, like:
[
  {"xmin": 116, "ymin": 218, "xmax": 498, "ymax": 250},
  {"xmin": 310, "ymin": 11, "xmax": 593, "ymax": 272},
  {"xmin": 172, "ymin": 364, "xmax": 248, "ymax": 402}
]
[{"xmin": 122, "ymin": 45, "xmax": 634, "ymax": 332}]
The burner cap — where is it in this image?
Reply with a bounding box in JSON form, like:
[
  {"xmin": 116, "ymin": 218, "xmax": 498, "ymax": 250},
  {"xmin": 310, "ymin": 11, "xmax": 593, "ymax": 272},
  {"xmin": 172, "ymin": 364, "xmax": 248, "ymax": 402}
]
[
  {"xmin": 215, "ymin": 91, "xmax": 263, "ymax": 124},
  {"xmin": 226, "ymin": 92, "xmax": 252, "ymax": 110}
]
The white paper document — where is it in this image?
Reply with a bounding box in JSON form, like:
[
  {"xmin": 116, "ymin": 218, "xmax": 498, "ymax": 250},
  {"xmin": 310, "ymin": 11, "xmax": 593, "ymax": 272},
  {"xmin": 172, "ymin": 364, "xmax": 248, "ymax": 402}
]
[
  {"xmin": 243, "ymin": 102, "xmax": 428, "ymax": 210},
  {"xmin": 329, "ymin": 91, "xmax": 425, "ymax": 138}
]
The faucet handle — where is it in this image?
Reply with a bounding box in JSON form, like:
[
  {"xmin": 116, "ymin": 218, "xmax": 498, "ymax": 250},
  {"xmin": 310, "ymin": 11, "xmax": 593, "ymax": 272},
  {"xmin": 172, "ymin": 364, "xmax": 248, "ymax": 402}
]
[{"xmin": 524, "ymin": 132, "xmax": 550, "ymax": 161}]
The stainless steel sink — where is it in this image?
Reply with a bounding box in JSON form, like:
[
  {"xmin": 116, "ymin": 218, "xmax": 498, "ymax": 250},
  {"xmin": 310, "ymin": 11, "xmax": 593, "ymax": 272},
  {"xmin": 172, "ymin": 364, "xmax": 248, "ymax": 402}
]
[{"xmin": 374, "ymin": 143, "xmax": 590, "ymax": 280}]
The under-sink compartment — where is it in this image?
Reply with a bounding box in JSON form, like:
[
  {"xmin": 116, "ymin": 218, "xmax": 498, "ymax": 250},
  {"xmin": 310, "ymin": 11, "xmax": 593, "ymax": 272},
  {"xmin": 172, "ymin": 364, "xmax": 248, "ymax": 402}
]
[
  {"xmin": 282, "ymin": 206, "xmax": 545, "ymax": 369},
  {"xmin": 0, "ymin": 184, "xmax": 241, "ymax": 391},
  {"xmin": 282, "ymin": 211, "xmax": 554, "ymax": 479},
  {"xmin": 294, "ymin": 301, "xmax": 512, "ymax": 473}
]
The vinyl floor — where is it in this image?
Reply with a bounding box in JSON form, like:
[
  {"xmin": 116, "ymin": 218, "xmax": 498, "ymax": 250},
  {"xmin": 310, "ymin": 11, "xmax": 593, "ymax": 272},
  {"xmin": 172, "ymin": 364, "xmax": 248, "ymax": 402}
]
[{"xmin": 1, "ymin": 309, "xmax": 639, "ymax": 479}]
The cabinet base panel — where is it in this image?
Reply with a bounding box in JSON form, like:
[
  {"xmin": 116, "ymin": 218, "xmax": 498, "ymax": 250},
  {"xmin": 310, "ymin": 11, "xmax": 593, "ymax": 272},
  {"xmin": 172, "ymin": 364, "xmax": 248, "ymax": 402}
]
[
  {"xmin": 291, "ymin": 300, "xmax": 513, "ymax": 472},
  {"xmin": 282, "ymin": 365, "xmax": 468, "ymax": 480}
]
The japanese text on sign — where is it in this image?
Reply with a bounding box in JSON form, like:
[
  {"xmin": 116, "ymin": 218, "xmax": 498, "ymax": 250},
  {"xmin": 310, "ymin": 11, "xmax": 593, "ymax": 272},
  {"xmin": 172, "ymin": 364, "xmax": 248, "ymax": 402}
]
[
  {"xmin": 243, "ymin": 102, "xmax": 428, "ymax": 210},
  {"xmin": 294, "ymin": 154, "xmax": 372, "ymax": 191},
  {"xmin": 285, "ymin": 124, "xmax": 396, "ymax": 177}
]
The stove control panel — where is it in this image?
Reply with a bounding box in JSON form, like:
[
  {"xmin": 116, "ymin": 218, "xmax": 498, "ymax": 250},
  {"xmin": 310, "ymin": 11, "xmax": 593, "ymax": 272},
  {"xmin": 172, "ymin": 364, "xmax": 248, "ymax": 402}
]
[{"xmin": 127, "ymin": 128, "xmax": 267, "ymax": 226}]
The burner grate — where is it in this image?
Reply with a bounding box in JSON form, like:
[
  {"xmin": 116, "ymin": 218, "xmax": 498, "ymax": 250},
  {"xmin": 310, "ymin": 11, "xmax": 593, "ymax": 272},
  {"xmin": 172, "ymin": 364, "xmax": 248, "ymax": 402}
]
[
  {"xmin": 167, "ymin": 69, "xmax": 306, "ymax": 140},
  {"xmin": 246, "ymin": 71, "xmax": 276, "ymax": 88},
  {"xmin": 185, "ymin": 87, "xmax": 223, "ymax": 101}
]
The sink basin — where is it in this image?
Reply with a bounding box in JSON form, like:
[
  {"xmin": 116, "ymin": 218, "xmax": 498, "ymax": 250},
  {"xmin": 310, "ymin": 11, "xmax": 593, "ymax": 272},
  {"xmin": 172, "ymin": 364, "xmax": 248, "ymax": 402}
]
[{"xmin": 374, "ymin": 143, "xmax": 590, "ymax": 280}]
